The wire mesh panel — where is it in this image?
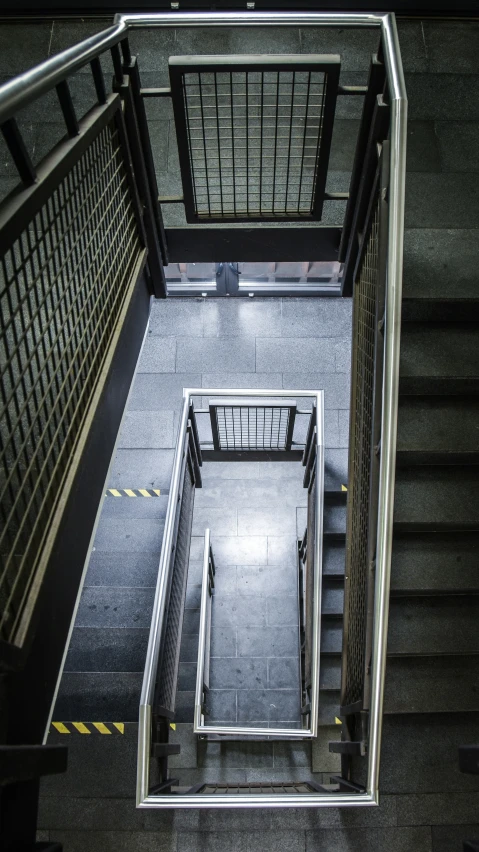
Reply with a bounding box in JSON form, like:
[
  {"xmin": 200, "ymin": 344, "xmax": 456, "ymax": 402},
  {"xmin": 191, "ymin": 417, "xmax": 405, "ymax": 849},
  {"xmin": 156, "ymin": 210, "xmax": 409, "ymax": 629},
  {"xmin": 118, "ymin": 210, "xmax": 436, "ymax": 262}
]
[
  {"xmin": 169, "ymin": 55, "xmax": 340, "ymax": 223},
  {"xmin": 195, "ymin": 782, "xmax": 321, "ymax": 795},
  {"xmin": 0, "ymin": 99, "xmax": 144, "ymax": 651},
  {"xmin": 342, "ymin": 177, "xmax": 385, "ymax": 711},
  {"xmin": 209, "ymin": 398, "xmax": 296, "ymax": 451},
  {"xmin": 156, "ymin": 444, "xmax": 196, "ymax": 714}
]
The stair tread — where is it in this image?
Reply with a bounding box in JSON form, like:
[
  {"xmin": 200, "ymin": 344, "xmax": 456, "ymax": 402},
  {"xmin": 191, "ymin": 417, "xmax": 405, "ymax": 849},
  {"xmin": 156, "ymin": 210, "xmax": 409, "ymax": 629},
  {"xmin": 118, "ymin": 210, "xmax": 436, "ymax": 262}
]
[
  {"xmin": 391, "ymin": 532, "xmax": 479, "ymax": 595},
  {"xmin": 400, "ymin": 323, "xmax": 479, "ymax": 380},
  {"xmin": 394, "ymin": 466, "xmax": 479, "ymax": 528},
  {"xmin": 403, "ymin": 229, "xmax": 479, "ymax": 303},
  {"xmin": 380, "ymin": 714, "xmax": 479, "ymax": 793},
  {"xmin": 397, "ymin": 396, "xmax": 479, "ymax": 455},
  {"xmin": 384, "ymin": 656, "xmax": 479, "ymax": 714},
  {"xmin": 401, "ymin": 298, "xmax": 479, "ymax": 322},
  {"xmin": 388, "ymin": 596, "xmax": 479, "ymax": 656}
]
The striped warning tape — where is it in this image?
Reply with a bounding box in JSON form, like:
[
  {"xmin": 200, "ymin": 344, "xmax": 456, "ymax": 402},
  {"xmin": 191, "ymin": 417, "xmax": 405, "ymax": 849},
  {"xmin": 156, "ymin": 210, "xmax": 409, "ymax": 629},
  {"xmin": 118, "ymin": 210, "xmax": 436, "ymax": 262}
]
[
  {"xmin": 51, "ymin": 722, "xmax": 125, "ymax": 734},
  {"xmin": 105, "ymin": 488, "xmax": 165, "ymax": 497}
]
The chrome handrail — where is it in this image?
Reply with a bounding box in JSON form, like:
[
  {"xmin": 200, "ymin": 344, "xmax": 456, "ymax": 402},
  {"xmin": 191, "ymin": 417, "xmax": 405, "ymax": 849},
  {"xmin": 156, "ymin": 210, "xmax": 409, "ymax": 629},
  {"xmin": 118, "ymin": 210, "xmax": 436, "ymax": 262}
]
[
  {"xmin": 192, "ymin": 395, "xmax": 324, "ymax": 741},
  {"xmin": 194, "ymin": 527, "xmax": 212, "ymax": 733},
  {"xmin": 0, "ymin": 10, "xmax": 406, "ymax": 809}
]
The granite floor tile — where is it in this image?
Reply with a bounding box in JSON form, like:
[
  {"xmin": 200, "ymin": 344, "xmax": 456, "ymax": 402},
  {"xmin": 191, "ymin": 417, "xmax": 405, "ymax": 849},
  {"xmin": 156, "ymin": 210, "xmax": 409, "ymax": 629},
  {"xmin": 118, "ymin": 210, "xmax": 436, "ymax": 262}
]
[
  {"xmin": 273, "ymin": 741, "xmax": 311, "ymax": 769},
  {"xmin": 236, "ymin": 565, "xmax": 297, "ymax": 597},
  {"xmin": 0, "ymin": 23, "xmax": 53, "ymax": 75},
  {"xmin": 203, "ymin": 299, "xmax": 282, "ymax": 338},
  {"xmin": 51, "ymin": 830, "xmax": 177, "ymax": 852},
  {"xmin": 267, "ymin": 595, "xmax": 299, "ymax": 626},
  {"xmin": 137, "ymin": 336, "xmax": 176, "ymax": 372},
  {"xmin": 200, "ymin": 461, "xmax": 261, "ymax": 480},
  {"xmin": 128, "ymin": 374, "xmax": 201, "ymax": 411},
  {"xmin": 192, "ymin": 507, "xmax": 237, "ymax": 537},
  {"xmin": 197, "ymin": 478, "xmax": 306, "ymax": 509},
  {"xmin": 197, "ymin": 740, "xmax": 274, "ymax": 769},
  {"xmin": 407, "ymin": 121, "xmax": 442, "ymax": 173},
  {"xmin": 256, "ymin": 338, "xmax": 336, "ymax": 373},
  {"xmin": 210, "ymin": 657, "xmax": 268, "ymax": 690},
  {"xmin": 213, "ymin": 596, "xmax": 266, "ymax": 628},
  {"xmin": 117, "ymin": 411, "xmax": 175, "ymax": 449},
  {"xmin": 305, "ymin": 827, "xmax": 432, "ymax": 852},
  {"xmin": 267, "ymin": 536, "xmax": 298, "ymax": 566},
  {"xmin": 282, "ymin": 372, "xmax": 351, "ymax": 410},
  {"xmin": 212, "ymin": 536, "xmax": 268, "ymax": 566},
  {"xmin": 436, "ymin": 121, "xmax": 479, "ymax": 173},
  {"xmin": 169, "ymin": 723, "xmax": 198, "ymax": 770},
  {"xmin": 268, "ymin": 657, "xmax": 300, "ymax": 690},
  {"xmin": 174, "ymin": 26, "xmax": 300, "ymax": 57},
  {"xmin": 127, "ymin": 26, "xmax": 176, "ymax": 81},
  {"xmin": 201, "ymin": 373, "xmax": 283, "ymax": 393},
  {"xmin": 237, "ymin": 507, "xmax": 297, "ymax": 537},
  {"xmin": 300, "ymin": 26, "xmax": 380, "ymax": 75},
  {"xmin": 237, "ymin": 626, "xmax": 298, "ymax": 658},
  {"xmin": 177, "ymin": 338, "xmax": 256, "ymax": 373},
  {"xmin": 208, "ymin": 689, "xmax": 237, "ymax": 722},
  {"xmin": 237, "ymin": 689, "xmax": 300, "ymax": 723},
  {"xmin": 423, "ymin": 20, "xmax": 479, "ymax": 74},
  {"xmin": 210, "ymin": 625, "xmax": 237, "ymax": 658},
  {"xmin": 407, "ymin": 74, "xmax": 479, "ymax": 122},
  {"xmin": 38, "ymin": 796, "xmax": 143, "ymax": 831},
  {"xmin": 107, "ymin": 449, "xmax": 174, "ymax": 490}
]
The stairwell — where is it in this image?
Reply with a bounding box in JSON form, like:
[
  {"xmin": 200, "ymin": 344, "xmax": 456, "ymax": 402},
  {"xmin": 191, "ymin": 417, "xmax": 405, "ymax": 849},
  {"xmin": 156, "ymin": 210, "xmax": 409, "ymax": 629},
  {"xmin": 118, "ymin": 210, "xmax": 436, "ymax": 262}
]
[{"xmin": 1, "ymin": 12, "xmax": 476, "ymax": 851}]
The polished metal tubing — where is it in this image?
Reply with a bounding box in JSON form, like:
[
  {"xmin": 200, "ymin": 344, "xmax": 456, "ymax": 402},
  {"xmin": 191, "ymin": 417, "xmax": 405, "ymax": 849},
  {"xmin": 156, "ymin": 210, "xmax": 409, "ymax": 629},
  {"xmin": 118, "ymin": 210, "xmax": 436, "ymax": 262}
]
[{"xmin": 0, "ymin": 10, "xmax": 406, "ymax": 807}]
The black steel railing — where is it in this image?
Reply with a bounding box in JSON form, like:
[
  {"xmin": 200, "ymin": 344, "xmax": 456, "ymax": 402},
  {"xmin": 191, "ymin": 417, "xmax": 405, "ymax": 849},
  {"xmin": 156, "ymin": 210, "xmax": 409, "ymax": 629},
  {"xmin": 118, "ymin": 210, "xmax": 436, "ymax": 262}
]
[
  {"xmin": 0, "ymin": 33, "xmax": 167, "ymax": 671},
  {"xmin": 334, "ymin": 123, "xmax": 391, "ymax": 786}
]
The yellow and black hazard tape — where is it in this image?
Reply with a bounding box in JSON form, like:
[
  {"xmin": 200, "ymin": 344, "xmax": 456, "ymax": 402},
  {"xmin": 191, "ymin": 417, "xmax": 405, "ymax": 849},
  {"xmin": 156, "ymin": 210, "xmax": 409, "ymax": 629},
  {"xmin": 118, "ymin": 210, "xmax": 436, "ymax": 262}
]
[
  {"xmin": 51, "ymin": 722, "xmax": 125, "ymax": 734},
  {"xmin": 105, "ymin": 488, "xmax": 165, "ymax": 497}
]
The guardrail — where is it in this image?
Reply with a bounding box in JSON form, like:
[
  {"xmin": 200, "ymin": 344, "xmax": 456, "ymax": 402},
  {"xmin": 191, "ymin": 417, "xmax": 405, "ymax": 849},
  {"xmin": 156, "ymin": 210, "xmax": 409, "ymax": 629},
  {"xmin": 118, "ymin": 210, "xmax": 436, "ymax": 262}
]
[{"xmin": 0, "ymin": 9, "xmax": 407, "ymax": 811}]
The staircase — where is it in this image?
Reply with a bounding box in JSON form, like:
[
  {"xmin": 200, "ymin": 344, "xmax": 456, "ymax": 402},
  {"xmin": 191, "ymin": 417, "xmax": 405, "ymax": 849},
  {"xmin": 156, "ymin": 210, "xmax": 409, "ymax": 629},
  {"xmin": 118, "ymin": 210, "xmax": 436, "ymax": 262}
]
[{"xmin": 342, "ymin": 217, "xmax": 479, "ymax": 792}]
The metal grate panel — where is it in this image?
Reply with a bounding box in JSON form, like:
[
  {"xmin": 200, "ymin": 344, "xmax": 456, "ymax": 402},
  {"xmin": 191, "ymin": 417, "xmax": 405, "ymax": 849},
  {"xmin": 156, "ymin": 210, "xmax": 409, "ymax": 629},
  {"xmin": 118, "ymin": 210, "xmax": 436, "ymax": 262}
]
[
  {"xmin": 169, "ymin": 55, "xmax": 339, "ymax": 223},
  {"xmin": 196, "ymin": 782, "xmax": 318, "ymax": 795},
  {"xmin": 157, "ymin": 454, "xmax": 195, "ymax": 714},
  {"xmin": 0, "ymin": 113, "xmax": 143, "ymax": 647},
  {"xmin": 209, "ymin": 398, "xmax": 296, "ymax": 451},
  {"xmin": 342, "ymin": 198, "xmax": 380, "ymax": 708}
]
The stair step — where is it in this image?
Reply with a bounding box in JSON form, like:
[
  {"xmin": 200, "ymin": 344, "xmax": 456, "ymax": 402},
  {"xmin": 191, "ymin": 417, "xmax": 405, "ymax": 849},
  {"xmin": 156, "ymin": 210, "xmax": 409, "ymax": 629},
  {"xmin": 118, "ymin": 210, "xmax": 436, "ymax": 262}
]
[
  {"xmin": 397, "ymin": 396, "xmax": 479, "ymax": 465},
  {"xmin": 401, "ymin": 298, "xmax": 479, "ymax": 322},
  {"xmin": 394, "ymin": 466, "xmax": 479, "ymax": 530},
  {"xmin": 384, "ymin": 656, "xmax": 479, "ymax": 714},
  {"xmin": 323, "ymin": 541, "xmax": 345, "ymax": 577},
  {"xmin": 317, "ymin": 690, "xmax": 340, "ymax": 726},
  {"xmin": 319, "ymin": 655, "xmax": 341, "ymax": 691},
  {"xmin": 322, "ymin": 579, "xmax": 344, "ymax": 617},
  {"xmin": 388, "ymin": 596, "xmax": 479, "ymax": 655},
  {"xmin": 391, "ymin": 532, "xmax": 479, "ymax": 595},
  {"xmin": 403, "ymin": 229, "xmax": 479, "ymax": 303},
  {"xmin": 320, "ymin": 618, "xmax": 342, "ymax": 654},
  {"xmin": 380, "ymin": 713, "xmax": 479, "ymax": 793},
  {"xmin": 400, "ymin": 322, "xmax": 479, "ymax": 379}
]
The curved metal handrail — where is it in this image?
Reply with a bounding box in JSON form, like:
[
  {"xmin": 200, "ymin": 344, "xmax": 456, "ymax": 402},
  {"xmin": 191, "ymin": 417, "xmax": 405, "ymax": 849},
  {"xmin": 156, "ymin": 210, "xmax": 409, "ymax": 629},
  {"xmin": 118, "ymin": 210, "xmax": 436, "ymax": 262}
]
[{"xmin": 0, "ymin": 10, "xmax": 406, "ymax": 810}]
